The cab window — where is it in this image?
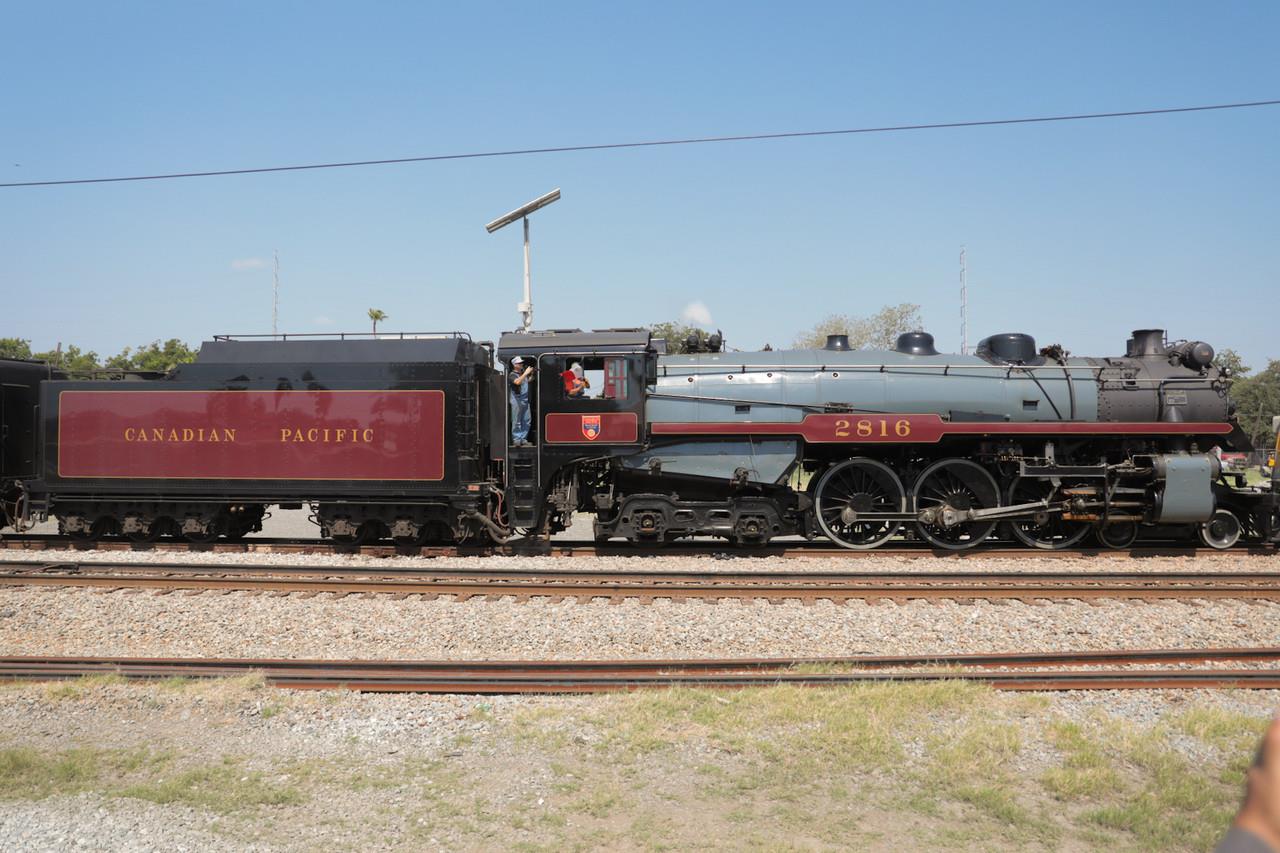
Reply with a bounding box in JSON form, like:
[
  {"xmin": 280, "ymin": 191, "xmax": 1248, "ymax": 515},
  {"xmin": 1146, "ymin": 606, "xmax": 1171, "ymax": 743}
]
[
  {"xmin": 558, "ymin": 356, "xmax": 634, "ymax": 401},
  {"xmin": 603, "ymin": 357, "xmax": 629, "ymax": 400}
]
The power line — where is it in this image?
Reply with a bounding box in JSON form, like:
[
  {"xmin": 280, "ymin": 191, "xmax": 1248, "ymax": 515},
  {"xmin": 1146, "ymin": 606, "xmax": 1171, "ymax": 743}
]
[{"xmin": 4, "ymin": 98, "xmax": 1277, "ymax": 189}]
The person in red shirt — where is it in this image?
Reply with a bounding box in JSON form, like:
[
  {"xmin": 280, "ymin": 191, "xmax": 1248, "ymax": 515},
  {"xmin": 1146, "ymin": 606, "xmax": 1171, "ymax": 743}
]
[{"xmin": 561, "ymin": 362, "xmax": 590, "ymax": 398}]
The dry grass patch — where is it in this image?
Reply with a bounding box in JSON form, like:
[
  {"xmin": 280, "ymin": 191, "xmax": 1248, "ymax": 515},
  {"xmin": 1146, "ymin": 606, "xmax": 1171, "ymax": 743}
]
[
  {"xmin": 0, "ymin": 744, "xmax": 296, "ymax": 814},
  {"xmin": 0, "ymin": 746, "xmax": 161, "ymax": 799},
  {"xmin": 0, "ymin": 678, "xmax": 1263, "ymax": 850},
  {"xmin": 41, "ymin": 674, "xmax": 127, "ymax": 700},
  {"xmin": 1034, "ymin": 708, "xmax": 1264, "ymax": 851},
  {"xmin": 502, "ymin": 685, "xmax": 1261, "ymax": 851},
  {"xmin": 120, "ymin": 756, "xmax": 300, "ymax": 812}
]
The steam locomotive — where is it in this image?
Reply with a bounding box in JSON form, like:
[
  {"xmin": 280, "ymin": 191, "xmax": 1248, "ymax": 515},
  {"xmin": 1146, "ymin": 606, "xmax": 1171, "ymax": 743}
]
[{"xmin": 1, "ymin": 326, "xmax": 1275, "ymax": 550}]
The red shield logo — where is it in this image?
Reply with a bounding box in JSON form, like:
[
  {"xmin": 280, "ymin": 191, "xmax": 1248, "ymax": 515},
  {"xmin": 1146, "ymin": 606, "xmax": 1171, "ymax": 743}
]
[{"xmin": 581, "ymin": 415, "xmax": 602, "ymax": 441}]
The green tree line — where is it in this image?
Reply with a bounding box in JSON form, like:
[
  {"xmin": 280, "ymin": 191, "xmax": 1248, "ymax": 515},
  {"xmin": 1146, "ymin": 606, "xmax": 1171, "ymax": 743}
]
[
  {"xmin": 1219, "ymin": 349, "xmax": 1280, "ymax": 448},
  {"xmin": 0, "ymin": 337, "xmax": 198, "ymax": 374}
]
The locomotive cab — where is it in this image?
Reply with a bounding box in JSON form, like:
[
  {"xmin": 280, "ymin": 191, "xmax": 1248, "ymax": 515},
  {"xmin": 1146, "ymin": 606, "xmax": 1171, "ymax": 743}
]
[{"xmin": 496, "ymin": 329, "xmax": 657, "ymax": 534}]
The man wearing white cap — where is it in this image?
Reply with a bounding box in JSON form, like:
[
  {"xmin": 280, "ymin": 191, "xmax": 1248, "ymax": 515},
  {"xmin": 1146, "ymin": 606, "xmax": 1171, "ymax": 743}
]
[{"xmin": 509, "ymin": 357, "xmax": 534, "ymax": 446}]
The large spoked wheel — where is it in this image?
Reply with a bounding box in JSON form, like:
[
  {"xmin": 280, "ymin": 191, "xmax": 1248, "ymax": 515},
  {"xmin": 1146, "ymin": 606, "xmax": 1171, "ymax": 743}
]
[
  {"xmin": 1199, "ymin": 509, "xmax": 1242, "ymax": 550},
  {"xmin": 1004, "ymin": 478, "xmax": 1090, "ymax": 550},
  {"xmin": 912, "ymin": 459, "xmax": 1001, "ymax": 550},
  {"xmin": 813, "ymin": 458, "xmax": 906, "ymax": 550}
]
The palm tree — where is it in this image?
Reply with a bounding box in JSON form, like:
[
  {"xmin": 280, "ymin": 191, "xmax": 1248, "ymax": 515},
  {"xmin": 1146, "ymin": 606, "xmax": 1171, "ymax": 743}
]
[{"xmin": 368, "ymin": 308, "xmax": 388, "ymax": 335}]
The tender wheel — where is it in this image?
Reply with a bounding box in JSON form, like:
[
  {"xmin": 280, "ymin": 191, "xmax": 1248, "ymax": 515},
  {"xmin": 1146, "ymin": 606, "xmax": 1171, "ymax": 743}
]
[
  {"xmin": 66, "ymin": 517, "xmax": 113, "ymax": 542},
  {"xmin": 333, "ymin": 520, "xmax": 381, "ymax": 546},
  {"xmin": 1096, "ymin": 521, "xmax": 1139, "ymax": 549},
  {"xmin": 1004, "ymin": 478, "xmax": 1090, "ymax": 550},
  {"xmin": 125, "ymin": 519, "xmax": 165, "ymax": 543},
  {"xmin": 912, "ymin": 459, "xmax": 1001, "ymax": 550},
  {"xmin": 1199, "ymin": 509, "xmax": 1242, "ymax": 550},
  {"xmin": 813, "ymin": 458, "xmax": 906, "ymax": 550},
  {"xmin": 182, "ymin": 520, "xmax": 222, "ymax": 544},
  {"xmin": 394, "ymin": 521, "xmax": 449, "ymax": 547}
]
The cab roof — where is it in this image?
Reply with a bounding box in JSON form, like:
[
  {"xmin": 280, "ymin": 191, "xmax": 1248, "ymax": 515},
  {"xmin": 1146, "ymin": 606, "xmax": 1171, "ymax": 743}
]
[{"xmin": 498, "ymin": 329, "xmax": 658, "ymax": 360}]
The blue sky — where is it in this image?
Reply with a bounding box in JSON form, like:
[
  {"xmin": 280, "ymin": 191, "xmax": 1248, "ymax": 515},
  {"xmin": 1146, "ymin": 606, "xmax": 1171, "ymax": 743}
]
[{"xmin": 3, "ymin": 1, "xmax": 1277, "ymax": 368}]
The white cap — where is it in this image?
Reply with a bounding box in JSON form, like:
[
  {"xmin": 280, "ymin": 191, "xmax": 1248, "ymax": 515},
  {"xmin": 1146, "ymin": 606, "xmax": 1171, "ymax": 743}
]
[{"xmin": 512, "ymin": 356, "xmax": 525, "ymax": 366}]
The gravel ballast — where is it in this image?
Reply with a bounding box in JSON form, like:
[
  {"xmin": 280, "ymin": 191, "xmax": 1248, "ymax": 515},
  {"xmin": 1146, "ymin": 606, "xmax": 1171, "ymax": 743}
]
[
  {"xmin": 0, "ymin": 577, "xmax": 1277, "ymax": 661},
  {"xmin": 1, "ymin": 545, "xmax": 1278, "ymax": 849}
]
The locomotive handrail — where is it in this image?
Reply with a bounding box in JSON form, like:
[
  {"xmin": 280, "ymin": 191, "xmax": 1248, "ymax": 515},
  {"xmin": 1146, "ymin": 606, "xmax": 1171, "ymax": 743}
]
[
  {"xmin": 658, "ymin": 364, "xmax": 1220, "ymax": 387},
  {"xmin": 661, "ymin": 362, "xmax": 1153, "ymax": 373},
  {"xmin": 212, "ymin": 331, "xmax": 472, "ymax": 342}
]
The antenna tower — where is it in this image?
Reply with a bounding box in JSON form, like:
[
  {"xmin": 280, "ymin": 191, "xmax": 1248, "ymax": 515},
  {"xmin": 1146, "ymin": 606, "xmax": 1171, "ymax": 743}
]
[
  {"xmin": 959, "ymin": 246, "xmax": 968, "ymax": 355},
  {"xmin": 272, "ymin": 250, "xmax": 279, "ymax": 337}
]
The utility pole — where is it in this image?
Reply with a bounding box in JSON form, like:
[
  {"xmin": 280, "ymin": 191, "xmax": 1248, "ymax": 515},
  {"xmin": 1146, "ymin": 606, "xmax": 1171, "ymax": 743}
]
[
  {"xmin": 272, "ymin": 250, "xmax": 279, "ymax": 337},
  {"xmin": 959, "ymin": 247, "xmax": 968, "ymax": 355}
]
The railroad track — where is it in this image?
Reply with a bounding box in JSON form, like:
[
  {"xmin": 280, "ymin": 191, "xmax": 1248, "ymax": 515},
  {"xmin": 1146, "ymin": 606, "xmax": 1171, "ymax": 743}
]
[
  {"xmin": 3, "ymin": 559, "xmax": 1280, "ymax": 602},
  {"xmin": 5, "ymin": 647, "xmax": 1280, "ymax": 693},
  {"xmin": 1, "ymin": 533, "xmax": 1273, "ymax": 559}
]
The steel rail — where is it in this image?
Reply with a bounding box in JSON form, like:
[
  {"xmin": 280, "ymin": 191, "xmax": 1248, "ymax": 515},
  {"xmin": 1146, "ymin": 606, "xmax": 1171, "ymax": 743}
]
[
  {"xmin": 3, "ymin": 568, "xmax": 1280, "ymax": 601},
  {"xmin": 4, "ymin": 648, "xmax": 1280, "ymax": 693},
  {"xmin": 5, "ymin": 559, "xmax": 1280, "ymax": 588},
  {"xmin": 0, "ymin": 534, "xmax": 1272, "ymax": 559}
]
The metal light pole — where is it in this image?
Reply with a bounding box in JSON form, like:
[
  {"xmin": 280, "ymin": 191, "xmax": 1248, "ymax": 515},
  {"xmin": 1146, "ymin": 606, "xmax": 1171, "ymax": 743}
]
[
  {"xmin": 959, "ymin": 246, "xmax": 968, "ymax": 356},
  {"xmin": 521, "ymin": 216, "xmax": 532, "ymax": 330},
  {"xmin": 272, "ymin": 249, "xmax": 280, "ymax": 337},
  {"xmin": 486, "ymin": 189, "xmax": 561, "ymax": 333}
]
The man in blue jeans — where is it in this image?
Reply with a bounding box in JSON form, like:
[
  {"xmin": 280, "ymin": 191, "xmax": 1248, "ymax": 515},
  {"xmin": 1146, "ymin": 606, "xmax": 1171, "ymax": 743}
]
[{"xmin": 509, "ymin": 356, "xmax": 534, "ymax": 446}]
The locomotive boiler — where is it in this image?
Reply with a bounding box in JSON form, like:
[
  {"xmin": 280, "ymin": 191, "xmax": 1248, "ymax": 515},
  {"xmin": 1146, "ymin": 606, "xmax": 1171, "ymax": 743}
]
[{"xmin": 573, "ymin": 328, "xmax": 1263, "ymax": 550}]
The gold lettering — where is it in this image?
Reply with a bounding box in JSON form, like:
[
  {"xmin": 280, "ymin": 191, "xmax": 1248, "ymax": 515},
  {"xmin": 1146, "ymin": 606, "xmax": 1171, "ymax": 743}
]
[
  {"xmin": 223, "ymin": 428, "xmax": 235, "ymax": 442},
  {"xmin": 197, "ymin": 428, "xmax": 205, "ymax": 441},
  {"xmin": 167, "ymin": 429, "xmax": 179, "ymax": 441},
  {"xmin": 124, "ymin": 428, "xmax": 136, "ymax": 441},
  {"xmin": 137, "ymin": 429, "xmax": 149, "ymax": 442},
  {"xmin": 152, "ymin": 428, "xmax": 163, "ymax": 441},
  {"xmin": 182, "ymin": 428, "xmax": 194, "ymax": 442},
  {"xmin": 833, "ymin": 419, "xmax": 850, "ymax": 438},
  {"xmin": 323, "ymin": 429, "xmax": 331, "ymax": 442},
  {"xmin": 894, "ymin": 419, "xmax": 911, "ymax": 437},
  {"xmin": 361, "ymin": 428, "xmax": 373, "ymax": 442},
  {"xmin": 336, "ymin": 429, "xmax": 347, "ymax": 442},
  {"xmin": 292, "ymin": 430, "xmax": 304, "ymax": 442},
  {"xmin": 307, "ymin": 428, "xmax": 319, "ymax": 442},
  {"xmin": 280, "ymin": 428, "xmax": 292, "ymax": 442},
  {"xmin": 855, "ymin": 420, "xmax": 873, "ymax": 438},
  {"xmin": 208, "ymin": 429, "xmax": 220, "ymax": 442}
]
